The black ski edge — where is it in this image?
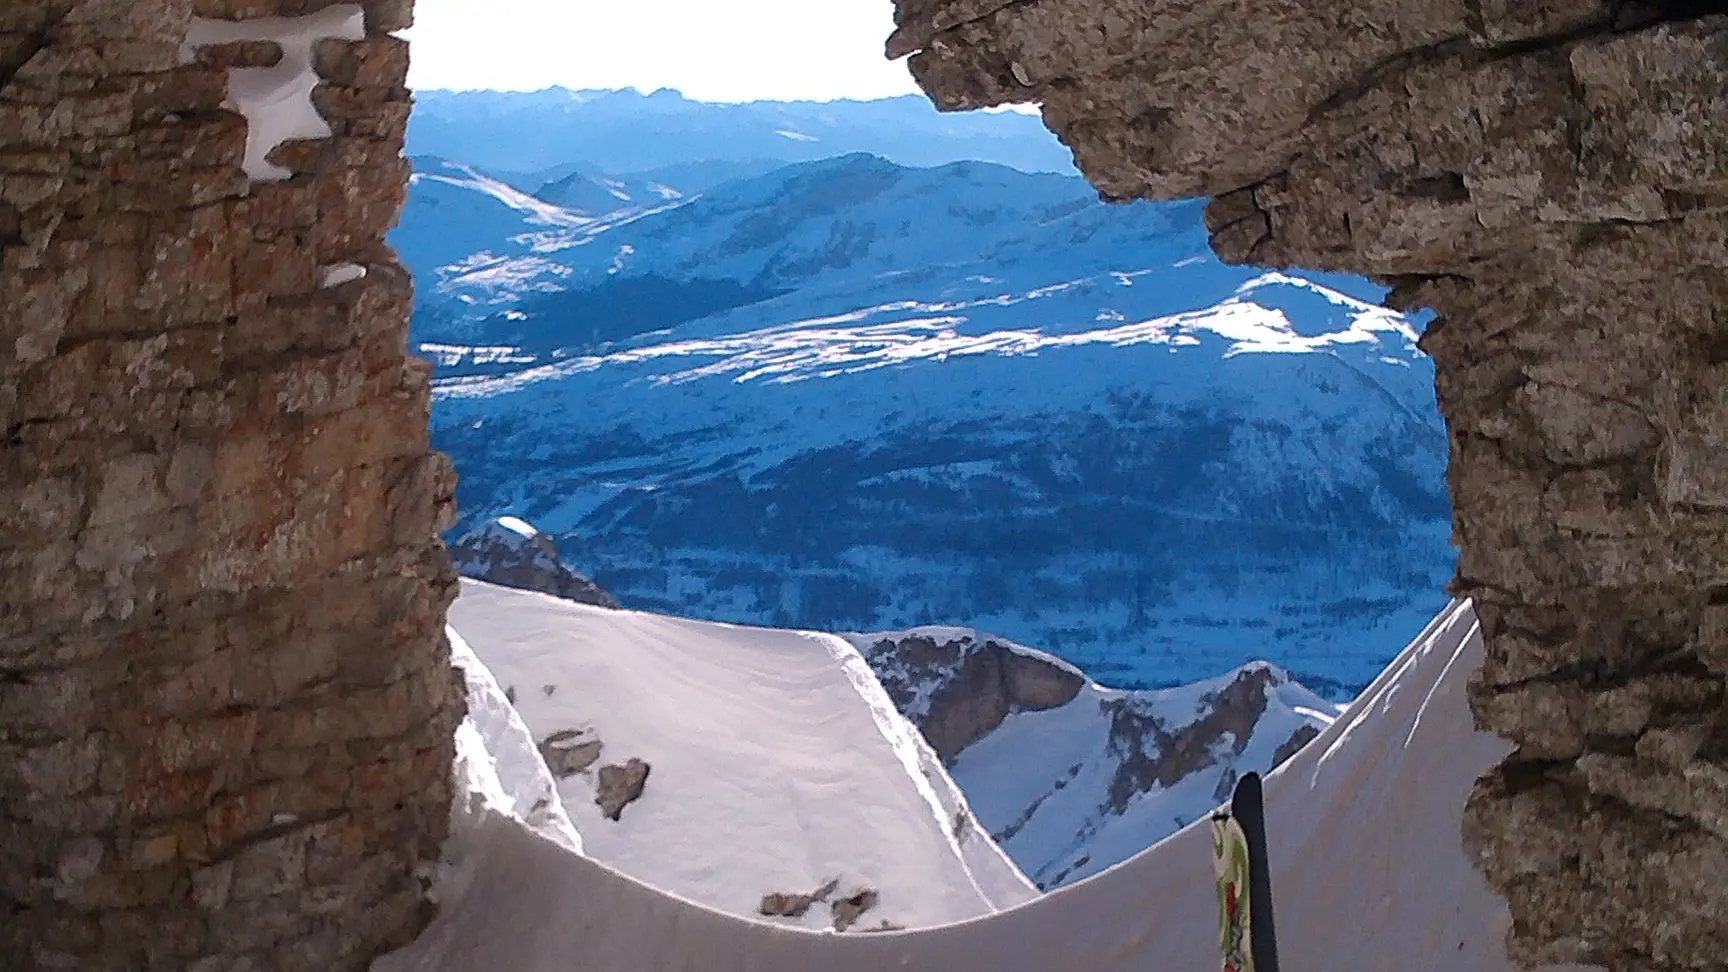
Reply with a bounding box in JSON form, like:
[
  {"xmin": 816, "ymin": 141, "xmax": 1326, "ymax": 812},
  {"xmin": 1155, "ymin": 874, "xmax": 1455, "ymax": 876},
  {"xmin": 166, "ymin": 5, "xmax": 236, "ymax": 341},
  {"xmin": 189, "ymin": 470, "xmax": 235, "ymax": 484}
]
[{"xmin": 1231, "ymin": 771, "xmax": 1280, "ymax": 972}]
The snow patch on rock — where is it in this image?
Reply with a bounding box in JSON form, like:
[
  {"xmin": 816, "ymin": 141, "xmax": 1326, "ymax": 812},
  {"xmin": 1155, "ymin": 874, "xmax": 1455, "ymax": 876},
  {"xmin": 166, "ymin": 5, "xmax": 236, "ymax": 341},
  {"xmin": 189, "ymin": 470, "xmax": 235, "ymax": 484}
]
[
  {"xmin": 318, "ymin": 262, "xmax": 368, "ymax": 288},
  {"xmin": 449, "ymin": 516, "xmax": 619, "ymax": 608},
  {"xmin": 180, "ymin": 5, "xmax": 366, "ymax": 182},
  {"xmin": 448, "ymin": 626, "xmax": 583, "ymax": 854}
]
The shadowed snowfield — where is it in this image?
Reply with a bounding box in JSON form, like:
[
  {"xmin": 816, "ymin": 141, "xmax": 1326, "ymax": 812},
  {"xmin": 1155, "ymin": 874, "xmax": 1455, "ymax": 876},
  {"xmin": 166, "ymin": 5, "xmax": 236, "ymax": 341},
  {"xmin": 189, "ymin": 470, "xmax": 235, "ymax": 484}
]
[{"xmin": 377, "ymin": 596, "xmax": 1594, "ymax": 972}]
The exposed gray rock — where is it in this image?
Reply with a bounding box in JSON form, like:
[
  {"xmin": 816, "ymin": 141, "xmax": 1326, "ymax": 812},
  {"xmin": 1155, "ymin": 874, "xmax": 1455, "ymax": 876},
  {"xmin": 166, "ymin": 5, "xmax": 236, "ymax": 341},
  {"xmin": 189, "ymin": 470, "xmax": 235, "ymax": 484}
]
[
  {"xmin": 858, "ymin": 628, "xmax": 1085, "ymax": 762},
  {"xmin": 596, "ymin": 758, "xmax": 651, "ymax": 821},
  {"xmin": 758, "ymin": 877, "xmax": 840, "ymax": 919},
  {"xmin": 538, "ymin": 728, "xmax": 604, "ymax": 779},
  {"xmin": 861, "ymin": 627, "xmax": 1330, "ymax": 887},
  {"xmin": 830, "ymin": 887, "xmax": 881, "ymax": 932},
  {"xmin": 449, "ymin": 516, "xmax": 619, "ymax": 608}
]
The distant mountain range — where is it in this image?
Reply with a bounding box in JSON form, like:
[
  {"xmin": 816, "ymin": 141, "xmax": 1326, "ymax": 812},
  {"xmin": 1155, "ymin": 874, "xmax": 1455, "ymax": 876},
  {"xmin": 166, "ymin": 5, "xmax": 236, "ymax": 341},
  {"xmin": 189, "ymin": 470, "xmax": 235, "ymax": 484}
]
[
  {"xmin": 393, "ymin": 91, "xmax": 1455, "ymax": 699},
  {"xmin": 407, "ymin": 87, "xmax": 1078, "ymax": 177}
]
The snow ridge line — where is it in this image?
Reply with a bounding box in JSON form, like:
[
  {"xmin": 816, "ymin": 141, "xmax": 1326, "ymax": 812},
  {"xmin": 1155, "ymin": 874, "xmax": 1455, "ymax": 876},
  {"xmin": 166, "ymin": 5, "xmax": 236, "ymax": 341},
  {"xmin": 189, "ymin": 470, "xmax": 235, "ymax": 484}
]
[{"xmin": 810, "ymin": 631, "xmax": 1035, "ymax": 906}]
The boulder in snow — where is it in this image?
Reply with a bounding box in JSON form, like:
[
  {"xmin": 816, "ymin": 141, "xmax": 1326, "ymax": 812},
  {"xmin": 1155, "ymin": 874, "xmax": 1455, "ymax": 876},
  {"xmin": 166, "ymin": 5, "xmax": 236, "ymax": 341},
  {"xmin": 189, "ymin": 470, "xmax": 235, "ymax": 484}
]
[
  {"xmin": 539, "ymin": 727, "xmax": 605, "ymax": 778},
  {"xmin": 830, "ymin": 887, "xmax": 880, "ymax": 932},
  {"xmin": 758, "ymin": 878, "xmax": 839, "ymax": 919},
  {"xmin": 595, "ymin": 758, "xmax": 651, "ymax": 821}
]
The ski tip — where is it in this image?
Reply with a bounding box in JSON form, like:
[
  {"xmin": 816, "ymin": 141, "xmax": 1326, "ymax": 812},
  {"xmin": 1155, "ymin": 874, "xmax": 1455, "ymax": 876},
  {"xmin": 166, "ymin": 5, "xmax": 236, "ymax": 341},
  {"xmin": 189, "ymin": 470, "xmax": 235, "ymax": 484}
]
[{"xmin": 1231, "ymin": 771, "xmax": 1263, "ymax": 811}]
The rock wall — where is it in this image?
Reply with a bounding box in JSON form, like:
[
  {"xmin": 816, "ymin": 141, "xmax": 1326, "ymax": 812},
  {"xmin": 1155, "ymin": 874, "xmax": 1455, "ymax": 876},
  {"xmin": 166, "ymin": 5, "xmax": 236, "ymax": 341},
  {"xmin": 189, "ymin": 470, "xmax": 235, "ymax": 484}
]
[
  {"xmin": 0, "ymin": 2, "xmax": 462, "ymax": 970},
  {"xmin": 859, "ymin": 630, "xmax": 1085, "ymax": 763},
  {"xmin": 886, "ymin": 2, "xmax": 1728, "ymax": 968}
]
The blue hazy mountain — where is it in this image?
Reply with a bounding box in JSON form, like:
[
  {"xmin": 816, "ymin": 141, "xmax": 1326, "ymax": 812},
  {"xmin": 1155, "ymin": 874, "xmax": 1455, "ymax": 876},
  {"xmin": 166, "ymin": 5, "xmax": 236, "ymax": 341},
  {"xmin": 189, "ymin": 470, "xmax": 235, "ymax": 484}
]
[
  {"xmin": 392, "ymin": 143, "xmax": 1454, "ymax": 699},
  {"xmin": 407, "ymin": 87, "xmax": 1080, "ymax": 177}
]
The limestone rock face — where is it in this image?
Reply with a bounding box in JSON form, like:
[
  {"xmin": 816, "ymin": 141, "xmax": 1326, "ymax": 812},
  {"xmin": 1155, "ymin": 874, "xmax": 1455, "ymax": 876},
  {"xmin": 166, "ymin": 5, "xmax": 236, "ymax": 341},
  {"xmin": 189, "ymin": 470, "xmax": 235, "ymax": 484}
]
[
  {"xmin": 0, "ymin": 2, "xmax": 461, "ymax": 970},
  {"xmin": 887, "ymin": 3, "xmax": 1728, "ymax": 968}
]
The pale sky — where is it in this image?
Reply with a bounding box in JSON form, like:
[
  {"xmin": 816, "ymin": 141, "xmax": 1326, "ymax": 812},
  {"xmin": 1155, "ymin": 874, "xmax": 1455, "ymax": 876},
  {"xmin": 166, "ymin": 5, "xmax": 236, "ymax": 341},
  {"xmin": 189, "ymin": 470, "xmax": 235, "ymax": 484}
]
[{"xmin": 404, "ymin": 0, "xmax": 922, "ymax": 102}]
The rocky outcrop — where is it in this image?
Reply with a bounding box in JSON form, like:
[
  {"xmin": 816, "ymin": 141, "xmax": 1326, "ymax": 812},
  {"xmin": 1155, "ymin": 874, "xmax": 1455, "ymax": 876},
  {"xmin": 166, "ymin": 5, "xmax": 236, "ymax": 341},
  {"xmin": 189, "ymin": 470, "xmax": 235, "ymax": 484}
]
[
  {"xmin": 888, "ymin": 3, "xmax": 1728, "ymax": 968},
  {"xmin": 858, "ymin": 628, "xmax": 1086, "ymax": 762},
  {"xmin": 538, "ymin": 727, "xmax": 604, "ymax": 779},
  {"xmin": 449, "ymin": 516, "xmax": 620, "ymax": 608},
  {"xmin": 0, "ymin": 3, "xmax": 462, "ymax": 970},
  {"xmin": 829, "ymin": 887, "xmax": 881, "ymax": 933},
  {"xmin": 596, "ymin": 758, "xmax": 651, "ymax": 821},
  {"xmin": 1103, "ymin": 665, "xmax": 1305, "ymax": 815},
  {"xmin": 860, "ymin": 628, "xmax": 1331, "ymax": 887},
  {"xmin": 758, "ymin": 877, "xmax": 840, "ymax": 920}
]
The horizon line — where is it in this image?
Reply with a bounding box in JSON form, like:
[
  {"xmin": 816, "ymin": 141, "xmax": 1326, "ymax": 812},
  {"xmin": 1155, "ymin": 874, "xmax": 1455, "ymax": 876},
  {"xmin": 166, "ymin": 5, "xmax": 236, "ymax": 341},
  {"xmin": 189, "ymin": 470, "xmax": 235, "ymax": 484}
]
[{"xmin": 409, "ymin": 84, "xmax": 1042, "ymax": 114}]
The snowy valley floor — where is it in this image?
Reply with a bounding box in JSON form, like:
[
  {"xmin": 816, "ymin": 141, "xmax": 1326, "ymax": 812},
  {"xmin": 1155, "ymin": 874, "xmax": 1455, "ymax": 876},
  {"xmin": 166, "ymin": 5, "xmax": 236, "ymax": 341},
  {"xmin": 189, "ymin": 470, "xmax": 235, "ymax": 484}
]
[{"xmin": 375, "ymin": 595, "xmax": 1596, "ymax": 972}]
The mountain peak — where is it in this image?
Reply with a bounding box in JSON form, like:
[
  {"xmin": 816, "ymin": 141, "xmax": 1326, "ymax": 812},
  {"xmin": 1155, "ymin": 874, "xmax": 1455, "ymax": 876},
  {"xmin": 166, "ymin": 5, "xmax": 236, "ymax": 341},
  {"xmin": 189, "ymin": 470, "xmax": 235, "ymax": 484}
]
[{"xmin": 450, "ymin": 517, "xmax": 619, "ymax": 608}]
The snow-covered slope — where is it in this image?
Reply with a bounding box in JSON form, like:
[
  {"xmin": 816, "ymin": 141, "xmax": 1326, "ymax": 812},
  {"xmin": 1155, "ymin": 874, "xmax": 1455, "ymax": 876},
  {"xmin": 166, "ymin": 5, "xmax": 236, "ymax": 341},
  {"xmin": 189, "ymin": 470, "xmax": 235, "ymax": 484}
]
[
  {"xmin": 395, "ymin": 157, "xmax": 688, "ymax": 329},
  {"xmin": 853, "ymin": 627, "xmax": 1336, "ymax": 887},
  {"xmin": 379, "ymin": 601, "xmax": 1590, "ymax": 972},
  {"xmin": 447, "ymin": 627, "xmax": 584, "ymax": 854},
  {"xmin": 445, "ymin": 579, "xmax": 1038, "ymax": 931}
]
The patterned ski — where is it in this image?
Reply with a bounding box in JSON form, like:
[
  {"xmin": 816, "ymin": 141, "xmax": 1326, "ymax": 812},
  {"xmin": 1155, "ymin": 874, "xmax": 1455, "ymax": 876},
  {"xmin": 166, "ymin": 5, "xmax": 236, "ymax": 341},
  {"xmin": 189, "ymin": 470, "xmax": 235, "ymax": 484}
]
[
  {"xmin": 1212, "ymin": 771, "xmax": 1279, "ymax": 972},
  {"xmin": 1210, "ymin": 805, "xmax": 1253, "ymax": 971}
]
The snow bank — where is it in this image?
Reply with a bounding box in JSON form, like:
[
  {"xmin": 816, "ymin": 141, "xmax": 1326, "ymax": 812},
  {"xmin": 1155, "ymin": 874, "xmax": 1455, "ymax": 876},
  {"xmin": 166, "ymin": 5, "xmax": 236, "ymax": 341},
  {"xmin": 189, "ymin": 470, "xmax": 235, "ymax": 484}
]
[
  {"xmin": 378, "ymin": 600, "xmax": 1593, "ymax": 972},
  {"xmin": 447, "ymin": 627, "xmax": 582, "ymax": 854},
  {"xmin": 180, "ymin": 6, "xmax": 366, "ymax": 182},
  {"xmin": 446, "ymin": 581, "xmax": 1036, "ymax": 930}
]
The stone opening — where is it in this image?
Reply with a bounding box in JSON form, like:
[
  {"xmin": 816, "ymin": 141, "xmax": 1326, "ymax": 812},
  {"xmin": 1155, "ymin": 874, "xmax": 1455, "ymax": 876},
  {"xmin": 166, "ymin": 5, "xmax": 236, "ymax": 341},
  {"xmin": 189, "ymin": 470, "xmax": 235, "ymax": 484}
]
[
  {"xmin": 884, "ymin": 3, "xmax": 1728, "ymax": 968},
  {"xmin": 4, "ymin": 1, "xmax": 1725, "ymax": 970}
]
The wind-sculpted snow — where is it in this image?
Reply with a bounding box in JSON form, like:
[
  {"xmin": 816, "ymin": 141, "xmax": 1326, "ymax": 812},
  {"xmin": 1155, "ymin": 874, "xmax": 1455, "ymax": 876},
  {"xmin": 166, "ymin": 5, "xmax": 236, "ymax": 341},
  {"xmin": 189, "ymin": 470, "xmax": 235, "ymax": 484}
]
[
  {"xmin": 400, "ymin": 153, "xmax": 1454, "ymax": 697},
  {"xmin": 377, "ymin": 602, "xmax": 1589, "ymax": 972},
  {"xmin": 447, "ymin": 628, "xmax": 584, "ymax": 855},
  {"xmin": 446, "ymin": 580, "xmax": 1038, "ymax": 930}
]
